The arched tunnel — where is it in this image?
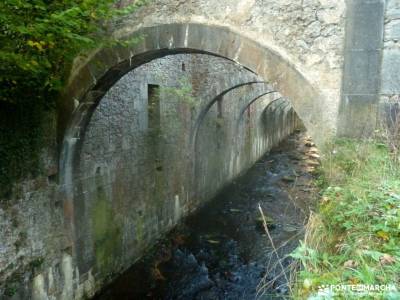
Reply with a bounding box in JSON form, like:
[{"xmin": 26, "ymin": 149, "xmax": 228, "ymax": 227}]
[
  {"xmin": 51, "ymin": 23, "xmax": 326, "ymax": 299},
  {"xmin": 63, "ymin": 52, "xmax": 302, "ymax": 278}
]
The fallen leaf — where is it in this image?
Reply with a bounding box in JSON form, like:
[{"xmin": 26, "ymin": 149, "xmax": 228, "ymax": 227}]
[
  {"xmin": 282, "ymin": 176, "xmax": 295, "ymax": 182},
  {"xmin": 173, "ymin": 234, "xmax": 185, "ymax": 246},
  {"xmin": 349, "ymin": 277, "xmax": 359, "ymax": 284},
  {"xmin": 152, "ymin": 266, "xmax": 166, "ymax": 281},
  {"xmin": 207, "ymin": 239, "xmax": 220, "ymax": 244},
  {"xmin": 377, "ymin": 231, "xmax": 390, "ymax": 241}
]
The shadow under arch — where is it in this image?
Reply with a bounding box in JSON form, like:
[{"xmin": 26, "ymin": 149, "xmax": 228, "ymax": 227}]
[
  {"xmin": 193, "ymin": 82, "xmax": 275, "ymax": 166},
  {"xmin": 233, "ymin": 96, "xmax": 288, "ymax": 170},
  {"xmin": 235, "ymin": 93, "xmax": 281, "ymax": 132},
  {"xmin": 60, "ymin": 22, "xmax": 326, "ymax": 182},
  {"xmin": 260, "ymin": 98, "xmax": 296, "ymax": 145},
  {"xmin": 58, "ymin": 22, "xmax": 328, "ymax": 245},
  {"xmin": 190, "ymin": 81, "xmax": 274, "ymax": 147}
]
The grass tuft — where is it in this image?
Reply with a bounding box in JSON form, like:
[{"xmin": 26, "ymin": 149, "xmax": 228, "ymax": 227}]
[{"xmin": 292, "ymin": 138, "xmax": 400, "ymax": 299}]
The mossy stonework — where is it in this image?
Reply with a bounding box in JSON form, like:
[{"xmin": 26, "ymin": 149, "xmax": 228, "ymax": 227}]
[
  {"xmin": 1, "ymin": 1, "xmax": 398, "ymax": 299},
  {"xmin": 0, "ymin": 51, "xmax": 301, "ymax": 299}
]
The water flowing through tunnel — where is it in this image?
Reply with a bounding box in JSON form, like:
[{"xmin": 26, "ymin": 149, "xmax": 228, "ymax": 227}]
[
  {"xmin": 56, "ymin": 23, "xmax": 323, "ymax": 300},
  {"xmin": 60, "ymin": 50, "xmax": 317, "ymax": 299}
]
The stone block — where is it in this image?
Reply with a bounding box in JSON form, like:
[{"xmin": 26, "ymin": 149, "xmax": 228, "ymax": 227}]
[
  {"xmin": 338, "ymin": 95, "xmax": 379, "ymax": 137},
  {"xmin": 381, "ymin": 48, "xmax": 400, "ymax": 94},
  {"xmin": 342, "ymin": 49, "xmax": 382, "ymax": 95},
  {"xmin": 384, "ymin": 19, "xmax": 400, "ymax": 41},
  {"xmin": 386, "ymin": 0, "xmax": 400, "ymax": 20},
  {"xmin": 345, "ymin": 0, "xmax": 385, "ymax": 50}
]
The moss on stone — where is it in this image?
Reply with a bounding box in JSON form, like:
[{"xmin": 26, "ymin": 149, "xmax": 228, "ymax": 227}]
[
  {"xmin": 92, "ymin": 177, "xmax": 122, "ymax": 275},
  {"xmin": 0, "ymin": 100, "xmax": 56, "ymax": 201}
]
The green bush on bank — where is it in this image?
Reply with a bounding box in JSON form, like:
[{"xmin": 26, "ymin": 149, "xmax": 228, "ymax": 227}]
[{"xmin": 292, "ymin": 138, "xmax": 400, "ymax": 299}]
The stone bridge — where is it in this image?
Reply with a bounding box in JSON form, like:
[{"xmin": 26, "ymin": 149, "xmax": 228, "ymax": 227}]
[{"xmin": 1, "ymin": 0, "xmax": 398, "ymax": 299}]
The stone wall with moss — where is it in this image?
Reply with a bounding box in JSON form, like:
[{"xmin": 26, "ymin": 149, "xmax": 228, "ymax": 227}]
[{"xmin": 0, "ymin": 54, "xmax": 300, "ymax": 299}]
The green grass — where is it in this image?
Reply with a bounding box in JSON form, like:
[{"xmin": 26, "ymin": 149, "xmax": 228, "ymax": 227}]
[{"xmin": 292, "ymin": 138, "xmax": 400, "ymax": 299}]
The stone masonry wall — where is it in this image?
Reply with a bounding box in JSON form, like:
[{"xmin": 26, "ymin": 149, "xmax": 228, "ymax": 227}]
[
  {"xmin": 0, "ymin": 54, "xmax": 300, "ymax": 299},
  {"xmin": 115, "ymin": 0, "xmax": 346, "ymax": 136},
  {"xmin": 381, "ymin": 0, "xmax": 400, "ymax": 134}
]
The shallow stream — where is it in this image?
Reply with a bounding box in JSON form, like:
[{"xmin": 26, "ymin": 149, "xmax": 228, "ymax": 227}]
[{"xmin": 95, "ymin": 131, "xmax": 320, "ymax": 300}]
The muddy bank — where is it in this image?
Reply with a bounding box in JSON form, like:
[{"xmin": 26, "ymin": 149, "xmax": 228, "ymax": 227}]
[{"xmin": 94, "ymin": 131, "xmax": 320, "ymax": 299}]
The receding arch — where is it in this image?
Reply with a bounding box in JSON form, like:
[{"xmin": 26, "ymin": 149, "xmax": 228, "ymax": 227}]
[
  {"xmin": 58, "ymin": 23, "xmax": 328, "ymax": 241},
  {"xmin": 60, "ymin": 23, "xmax": 327, "ymax": 168},
  {"xmin": 193, "ymin": 82, "xmax": 274, "ymax": 164},
  {"xmin": 191, "ymin": 81, "xmax": 273, "ymax": 147},
  {"xmin": 236, "ymin": 94, "xmax": 282, "ymax": 132}
]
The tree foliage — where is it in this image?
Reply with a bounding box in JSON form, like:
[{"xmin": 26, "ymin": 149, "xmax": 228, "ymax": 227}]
[
  {"xmin": 0, "ymin": 0, "xmax": 145, "ymax": 105},
  {"xmin": 0, "ymin": 0, "xmax": 145, "ymax": 199}
]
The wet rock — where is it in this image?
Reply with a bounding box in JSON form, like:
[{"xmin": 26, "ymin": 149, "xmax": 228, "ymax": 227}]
[
  {"xmin": 96, "ymin": 131, "xmax": 312, "ymax": 300},
  {"xmin": 308, "ymin": 146, "xmax": 319, "ymax": 153},
  {"xmin": 282, "ymin": 175, "xmax": 296, "ymax": 182},
  {"xmin": 255, "ymin": 215, "xmax": 276, "ymax": 231},
  {"xmin": 288, "ymin": 153, "xmax": 303, "ymax": 160},
  {"xmin": 275, "ymin": 284, "xmax": 289, "ymax": 294},
  {"xmin": 283, "ymin": 224, "xmax": 298, "ymax": 232},
  {"xmin": 304, "ymin": 159, "xmax": 320, "ymax": 167},
  {"xmin": 227, "ymin": 272, "xmax": 241, "ymax": 283},
  {"xmin": 307, "ymin": 153, "xmax": 321, "ymax": 160},
  {"xmin": 200, "ymin": 262, "xmax": 209, "ymax": 274},
  {"xmin": 167, "ymin": 250, "xmax": 214, "ymax": 300},
  {"xmin": 197, "ymin": 249, "xmax": 210, "ymax": 262},
  {"xmin": 305, "ymin": 141, "xmax": 316, "ymax": 147},
  {"xmin": 187, "ymin": 253, "xmax": 198, "ymax": 266},
  {"xmin": 194, "ymin": 288, "xmax": 220, "ymax": 300}
]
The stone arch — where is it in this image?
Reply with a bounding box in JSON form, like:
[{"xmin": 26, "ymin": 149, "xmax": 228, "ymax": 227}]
[
  {"xmin": 236, "ymin": 93, "xmax": 281, "ymax": 130},
  {"xmin": 60, "ymin": 23, "xmax": 326, "ymax": 174},
  {"xmin": 234, "ymin": 96, "xmax": 293, "ymax": 171},
  {"xmin": 191, "ymin": 82, "xmax": 273, "ymax": 147},
  {"xmin": 193, "ymin": 83, "xmax": 274, "ymax": 178},
  {"xmin": 263, "ymin": 98, "xmax": 296, "ymax": 144},
  {"xmin": 58, "ymin": 22, "xmax": 327, "ymax": 245}
]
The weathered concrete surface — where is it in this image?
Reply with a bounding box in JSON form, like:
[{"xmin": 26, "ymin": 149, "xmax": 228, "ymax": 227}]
[{"xmin": 338, "ymin": 0, "xmax": 385, "ymax": 137}]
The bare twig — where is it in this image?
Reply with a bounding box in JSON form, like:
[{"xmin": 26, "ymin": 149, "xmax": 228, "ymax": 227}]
[{"xmin": 258, "ymin": 204, "xmax": 292, "ymax": 295}]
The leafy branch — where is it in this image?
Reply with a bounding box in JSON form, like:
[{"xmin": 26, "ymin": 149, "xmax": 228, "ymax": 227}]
[{"xmin": 0, "ymin": 0, "xmax": 147, "ymax": 105}]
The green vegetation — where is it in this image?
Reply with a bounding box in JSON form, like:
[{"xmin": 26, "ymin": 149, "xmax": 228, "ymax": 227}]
[
  {"xmin": 93, "ymin": 176, "xmax": 122, "ymax": 274},
  {"xmin": 292, "ymin": 138, "xmax": 400, "ymax": 299},
  {"xmin": 161, "ymin": 77, "xmax": 197, "ymax": 109},
  {"xmin": 0, "ymin": 0, "xmax": 145, "ymax": 105},
  {"xmin": 0, "ymin": 0, "xmax": 145, "ymax": 199}
]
